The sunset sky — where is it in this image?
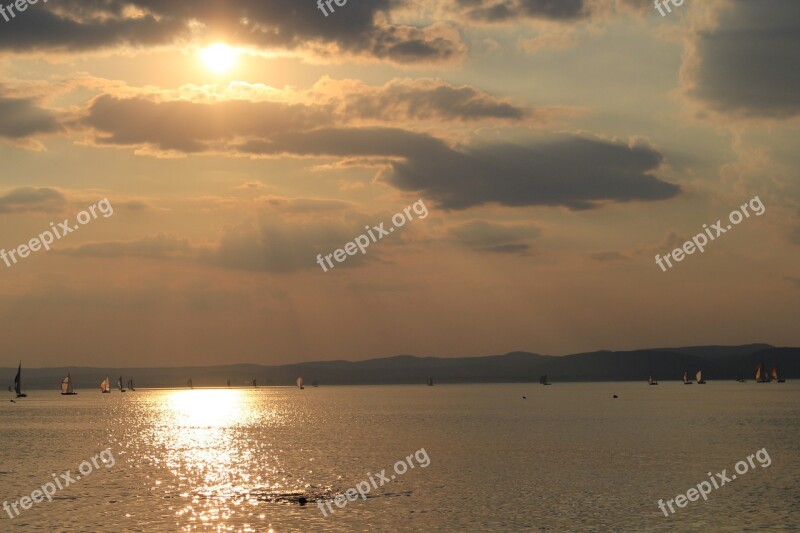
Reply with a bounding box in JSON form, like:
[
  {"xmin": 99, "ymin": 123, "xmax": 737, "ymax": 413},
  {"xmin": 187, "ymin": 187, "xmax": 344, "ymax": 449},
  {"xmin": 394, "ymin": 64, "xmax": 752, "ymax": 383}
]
[{"xmin": 1, "ymin": 0, "xmax": 798, "ymax": 367}]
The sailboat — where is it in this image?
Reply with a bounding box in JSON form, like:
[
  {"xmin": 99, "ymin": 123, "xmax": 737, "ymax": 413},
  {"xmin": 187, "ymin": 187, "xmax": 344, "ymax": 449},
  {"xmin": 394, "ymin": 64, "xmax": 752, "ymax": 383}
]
[
  {"xmin": 100, "ymin": 376, "xmax": 111, "ymax": 393},
  {"xmin": 297, "ymin": 377, "xmax": 304, "ymax": 390},
  {"xmin": 539, "ymin": 374, "xmax": 551, "ymax": 385},
  {"xmin": 772, "ymin": 367, "xmax": 785, "ymax": 383},
  {"xmin": 696, "ymin": 370, "xmax": 706, "ymax": 384},
  {"xmin": 648, "ymin": 370, "xmax": 658, "ymax": 386},
  {"xmin": 187, "ymin": 378, "xmax": 193, "ymax": 389},
  {"xmin": 427, "ymin": 378, "xmax": 434, "ymax": 386},
  {"xmin": 682, "ymin": 370, "xmax": 692, "ymax": 385},
  {"xmin": 61, "ymin": 374, "xmax": 78, "ymax": 395},
  {"xmin": 127, "ymin": 379, "xmax": 135, "ymax": 391},
  {"xmin": 14, "ymin": 363, "xmax": 27, "ymax": 398},
  {"xmin": 755, "ymin": 363, "xmax": 769, "ymax": 383},
  {"xmin": 253, "ymin": 379, "xmax": 258, "ymax": 388},
  {"xmin": 117, "ymin": 376, "xmax": 126, "ymax": 392}
]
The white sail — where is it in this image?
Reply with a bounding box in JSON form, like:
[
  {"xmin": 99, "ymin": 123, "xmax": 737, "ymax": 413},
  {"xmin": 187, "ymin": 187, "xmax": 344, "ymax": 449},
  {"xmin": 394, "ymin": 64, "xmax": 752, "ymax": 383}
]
[
  {"xmin": 297, "ymin": 377, "xmax": 304, "ymax": 389},
  {"xmin": 100, "ymin": 376, "xmax": 110, "ymax": 393},
  {"xmin": 696, "ymin": 370, "xmax": 702, "ymax": 382},
  {"xmin": 61, "ymin": 375, "xmax": 71, "ymax": 394}
]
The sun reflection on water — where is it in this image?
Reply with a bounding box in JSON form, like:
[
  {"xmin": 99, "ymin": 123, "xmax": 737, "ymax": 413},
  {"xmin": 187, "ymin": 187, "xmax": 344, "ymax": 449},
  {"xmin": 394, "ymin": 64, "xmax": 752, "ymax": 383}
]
[{"xmin": 126, "ymin": 389, "xmax": 313, "ymax": 531}]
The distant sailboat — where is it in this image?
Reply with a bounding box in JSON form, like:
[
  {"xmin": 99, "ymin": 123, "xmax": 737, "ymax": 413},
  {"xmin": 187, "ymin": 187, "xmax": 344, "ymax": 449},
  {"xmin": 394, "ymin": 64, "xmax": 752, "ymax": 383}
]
[
  {"xmin": 14, "ymin": 363, "xmax": 27, "ymax": 398},
  {"xmin": 61, "ymin": 374, "xmax": 77, "ymax": 395},
  {"xmin": 773, "ymin": 366, "xmax": 785, "ymax": 383},
  {"xmin": 117, "ymin": 376, "xmax": 126, "ymax": 392},
  {"xmin": 682, "ymin": 371, "xmax": 692, "ymax": 385},
  {"xmin": 648, "ymin": 370, "xmax": 658, "ymax": 386},
  {"xmin": 427, "ymin": 378, "xmax": 434, "ymax": 386},
  {"xmin": 127, "ymin": 379, "xmax": 135, "ymax": 391},
  {"xmin": 755, "ymin": 363, "xmax": 769, "ymax": 383},
  {"xmin": 696, "ymin": 370, "xmax": 706, "ymax": 384},
  {"xmin": 187, "ymin": 378, "xmax": 193, "ymax": 389},
  {"xmin": 297, "ymin": 377, "xmax": 304, "ymax": 390},
  {"xmin": 253, "ymin": 379, "xmax": 257, "ymax": 388},
  {"xmin": 539, "ymin": 374, "xmax": 551, "ymax": 385},
  {"xmin": 100, "ymin": 376, "xmax": 111, "ymax": 393}
]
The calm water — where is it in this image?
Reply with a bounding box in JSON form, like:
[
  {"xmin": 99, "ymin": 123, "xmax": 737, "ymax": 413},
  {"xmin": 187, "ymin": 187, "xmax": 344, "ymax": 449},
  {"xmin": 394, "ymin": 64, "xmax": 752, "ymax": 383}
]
[{"xmin": 0, "ymin": 383, "xmax": 798, "ymax": 531}]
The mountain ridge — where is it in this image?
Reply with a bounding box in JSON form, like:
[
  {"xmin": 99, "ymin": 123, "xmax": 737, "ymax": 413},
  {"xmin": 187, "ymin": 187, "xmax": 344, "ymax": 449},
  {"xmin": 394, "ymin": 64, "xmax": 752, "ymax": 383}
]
[{"xmin": 4, "ymin": 344, "xmax": 797, "ymax": 389}]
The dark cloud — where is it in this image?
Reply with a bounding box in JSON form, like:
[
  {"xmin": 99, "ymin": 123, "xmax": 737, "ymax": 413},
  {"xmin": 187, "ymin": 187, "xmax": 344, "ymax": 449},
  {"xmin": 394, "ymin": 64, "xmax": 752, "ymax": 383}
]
[
  {"xmin": 449, "ymin": 220, "xmax": 539, "ymax": 254},
  {"xmin": 385, "ymin": 136, "xmax": 679, "ymax": 210},
  {"xmin": 688, "ymin": 0, "xmax": 800, "ymax": 118},
  {"xmin": 0, "ymin": 96, "xmax": 62, "ymax": 140},
  {"xmin": 334, "ymin": 78, "xmax": 528, "ymax": 122},
  {"xmin": 0, "ymin": 187, "xmax": 66, "ymax": 213},
  {"xmin": 0, "ymin": 0, "xmax": 463, "ymax": 64},
  {"xmin": 454, "ymin": 0, "xmax": 587, "ymax": 22}
]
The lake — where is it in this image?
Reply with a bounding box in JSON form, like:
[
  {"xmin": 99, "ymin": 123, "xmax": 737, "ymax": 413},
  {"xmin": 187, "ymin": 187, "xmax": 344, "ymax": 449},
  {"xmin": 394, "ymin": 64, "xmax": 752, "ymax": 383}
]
[{"xmin": 1, "ymin": 383, "xmax": 797, "ymax": 531}]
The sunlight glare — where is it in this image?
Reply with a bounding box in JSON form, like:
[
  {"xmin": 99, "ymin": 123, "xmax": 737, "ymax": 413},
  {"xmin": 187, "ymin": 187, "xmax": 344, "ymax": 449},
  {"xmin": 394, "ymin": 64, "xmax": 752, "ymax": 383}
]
[{"xmin": 201, "ymin": 44, "xmax": 239, "ymax": 74}]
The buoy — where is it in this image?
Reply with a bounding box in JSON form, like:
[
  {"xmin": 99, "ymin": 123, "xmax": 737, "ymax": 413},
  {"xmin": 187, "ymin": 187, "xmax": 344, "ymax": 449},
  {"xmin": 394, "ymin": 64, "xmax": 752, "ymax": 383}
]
[
  {"xmin": 522, "ymin": 396, "xmax": 526, "ymax": 399},
  {"xmin": 613, "ymin": 395, "xmax": 618, "ymax": 398},
  {"xmin": 298, "ymin": 497, "xmax": 307, "ymax": 506}
]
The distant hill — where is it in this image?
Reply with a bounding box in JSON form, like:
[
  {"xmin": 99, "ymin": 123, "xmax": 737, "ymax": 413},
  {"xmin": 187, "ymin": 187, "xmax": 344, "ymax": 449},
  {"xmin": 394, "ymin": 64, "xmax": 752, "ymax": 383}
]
[{"xmin": 3, "ymin": 344, "xmax": 798, "ymax": 389}]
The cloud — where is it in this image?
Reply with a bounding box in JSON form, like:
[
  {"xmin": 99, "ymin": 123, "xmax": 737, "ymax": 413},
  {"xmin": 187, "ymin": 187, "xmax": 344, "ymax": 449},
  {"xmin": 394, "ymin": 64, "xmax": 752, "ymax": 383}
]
[
  {"xmin": 0, "ymin": 96, "xmax": 62, "ymax": 141},
  {"xmin": 589, "ymin": 251, "xmax": 628, "ymax": 261},
  {"xmin": 83, "ymin": 77, "xmax": 536, "ymax": 153},
  {"xmin": 449, "ymin": 220, "xmax": 540, "ymax": 254},
  {"xmin": 257, "ymin": 196, "xmax": 354, "ymax": 214},
  {"xmin": 0, "ymin": 0, "xmax": 464, "ymax": 64},
  {"xmin": 314, "ymin": 77, "xmax": 530, "ymax": 123},
  {"xmin": 209, "ymin": 215, "xmax": 371, "ymax": 273},
  {"xmin": 56, "ymin": 196, "xmax": 373, "ymax": 273},
  {"xmin": 84, "ymin": 94, "xmax": 334, "ymax": 153},
  {"xmin": 454, "ymin": 0, "xmax": 588, "ymax": 22},
  {"xmin": 57, "ymin": 234, "xmax": 197, "ymax": 259},
  {"xmin": 384, "ymin": 135, "xmax": 680, "ymax": 210},
  {"xmin": 685, "ymin": 0, "xmax": 800, "ymax": 118},
  {"xmin": 115, "ymin": 199, "xmax": 156, "ymax": 211},
  {"xmin": 82, "ymin": 90, "xmax": 678, "ymax": 211},
  {"xmin": 225, "ymin": 128, "xmax": 682, "ymax": 210},
  {"xmin": 0, "ymin": 187, "xmax": 67, "ymax": 214}
]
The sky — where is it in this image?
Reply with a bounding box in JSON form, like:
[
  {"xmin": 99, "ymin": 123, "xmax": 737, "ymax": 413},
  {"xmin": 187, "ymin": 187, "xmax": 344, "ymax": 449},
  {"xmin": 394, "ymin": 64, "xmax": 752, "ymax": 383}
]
[{"xmin": 0, "ymin": 0, "xmax": 798, "ymax": 367}]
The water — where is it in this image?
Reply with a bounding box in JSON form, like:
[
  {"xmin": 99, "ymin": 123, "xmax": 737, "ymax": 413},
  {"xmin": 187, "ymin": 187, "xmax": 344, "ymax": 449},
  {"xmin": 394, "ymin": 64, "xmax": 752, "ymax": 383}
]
[{"xmin": 1, "ymin": 383, "xmax": 798, "ymax": 531}]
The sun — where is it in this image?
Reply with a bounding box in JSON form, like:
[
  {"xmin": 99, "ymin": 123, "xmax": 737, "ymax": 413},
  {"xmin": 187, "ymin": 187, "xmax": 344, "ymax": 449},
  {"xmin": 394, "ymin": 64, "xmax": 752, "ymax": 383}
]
[{"xmin": 200, "ymin": 44, "xmax": 239, "ymax": 74}]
